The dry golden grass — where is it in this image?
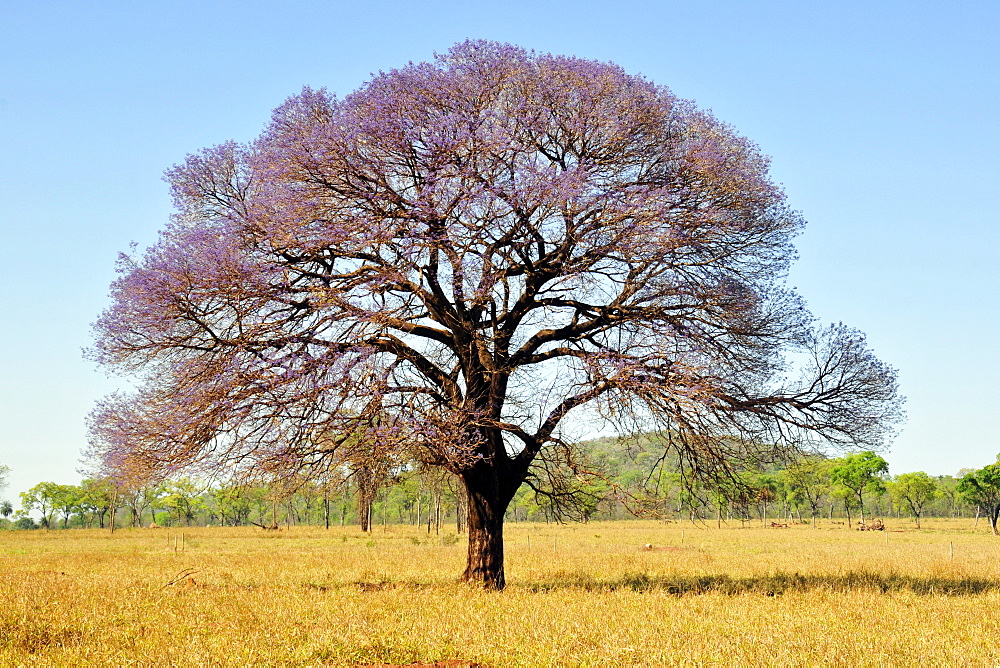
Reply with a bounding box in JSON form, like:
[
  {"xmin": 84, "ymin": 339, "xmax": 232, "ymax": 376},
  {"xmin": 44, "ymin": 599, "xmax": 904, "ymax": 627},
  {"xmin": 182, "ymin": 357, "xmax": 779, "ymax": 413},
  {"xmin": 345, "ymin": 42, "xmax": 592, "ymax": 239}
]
[{"xmin": 2, "ymin": 518, "xmax": 1000, "ymax": 666}]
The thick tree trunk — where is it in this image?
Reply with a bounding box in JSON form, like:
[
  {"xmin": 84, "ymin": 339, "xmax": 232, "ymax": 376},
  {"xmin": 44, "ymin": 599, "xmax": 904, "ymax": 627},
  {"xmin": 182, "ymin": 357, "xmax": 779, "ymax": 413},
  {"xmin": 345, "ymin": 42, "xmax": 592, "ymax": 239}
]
[
  {"xmin": 462, "ymin": 485, "xmax": 507, "ymax": 590},
  {"xmin": 459, "ymin": 459, "xmax": 516, "ymax": 591}
]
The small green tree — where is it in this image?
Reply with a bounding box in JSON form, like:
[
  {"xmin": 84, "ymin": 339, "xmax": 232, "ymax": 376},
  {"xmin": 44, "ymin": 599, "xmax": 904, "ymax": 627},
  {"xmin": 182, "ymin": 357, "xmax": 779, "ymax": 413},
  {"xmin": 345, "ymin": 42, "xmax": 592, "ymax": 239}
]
[
  {"xmin": 889, "ymin": 472, "xmax": 938, "ymax": 528},
  {"xmin": 79, "ymin": 478, "xmax": 117, "ymax": 528},
  {"xmin": 933, "ymin": 475, "xmax": 962, "ymax": 518},
  {"xmin": 20, "ymin": 482, "xmax": 61, "ymax": 528},
  {"xmin": 957, "ymin": 459, "xmax": 1000, "ymax": 535},
  {"xmin": 831, "ymin": 484, "xmax": 860, "ymax": 527},
  {"xmin": 161, "ymin": 478, "xmax": 207, "ymax": 526},
  {"xmin": 120, "ymin": 482, "xmax": 165, "ymax": 527},
  {"xmin": 50, "ymin": 484, "xmax": 84, "ymax": 528},
  {"xmin": 754, "ymin": 472, "xmax": 780, "ymax": 525},
  {"xmin": 781, "ymin": 455, "xmax": 832, "ymax": 525},
  {"xmin": 830, "ymin": 451, "xmax": 889, "ymax": 527},
  {"xmin": 213, "ymin": 485, "xmax": 254, "ymax": 526}
]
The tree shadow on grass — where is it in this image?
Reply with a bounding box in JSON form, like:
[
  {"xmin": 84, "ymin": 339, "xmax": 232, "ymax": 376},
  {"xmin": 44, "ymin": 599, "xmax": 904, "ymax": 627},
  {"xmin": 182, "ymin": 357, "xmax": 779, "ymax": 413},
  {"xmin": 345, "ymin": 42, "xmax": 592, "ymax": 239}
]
[{"xmin": 521, "ymin": 570, "xmax": 1000, "ymax": 596}]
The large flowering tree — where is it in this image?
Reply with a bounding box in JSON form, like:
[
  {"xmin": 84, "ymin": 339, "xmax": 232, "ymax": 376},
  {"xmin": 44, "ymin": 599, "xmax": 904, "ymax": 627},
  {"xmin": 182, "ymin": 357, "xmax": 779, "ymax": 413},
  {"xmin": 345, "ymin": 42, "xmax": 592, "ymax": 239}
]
[{"xmin": 90, "ymin": 41, "xmax": 902, "ymax": 589}]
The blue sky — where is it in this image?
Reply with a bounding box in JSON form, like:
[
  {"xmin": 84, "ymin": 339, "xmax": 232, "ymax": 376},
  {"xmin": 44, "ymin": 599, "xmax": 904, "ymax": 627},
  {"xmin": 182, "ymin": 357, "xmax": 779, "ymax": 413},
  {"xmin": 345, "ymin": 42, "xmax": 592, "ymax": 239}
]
[{"xmin": 1, "ymin": 1, "xmax": 997, "ymax": 500}]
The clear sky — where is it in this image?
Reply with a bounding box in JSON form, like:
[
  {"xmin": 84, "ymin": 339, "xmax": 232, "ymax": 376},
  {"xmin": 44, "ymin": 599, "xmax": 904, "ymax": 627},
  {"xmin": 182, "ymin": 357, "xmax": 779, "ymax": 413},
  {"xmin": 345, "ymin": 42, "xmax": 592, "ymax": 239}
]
[{"xmin": 1, "ymin": 1, "xmax": 997, "ymax": 501}]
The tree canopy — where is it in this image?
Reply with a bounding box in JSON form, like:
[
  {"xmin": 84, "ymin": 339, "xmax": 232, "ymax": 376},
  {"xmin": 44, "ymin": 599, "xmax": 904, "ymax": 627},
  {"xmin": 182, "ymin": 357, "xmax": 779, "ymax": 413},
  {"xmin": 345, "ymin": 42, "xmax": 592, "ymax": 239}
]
[
  {"xmin": 830, "ymin": 451, "xmax": 889, "ymax": 525},
  {"xmin": 88, "ymin": 41, "xmax": 903, "ymax": 588},
  {"xmin": 957, "ymin": 459, "xmax": 1000, "ymax": 535},
  {"xmin": 888, "ymin": 471, "xmax": 938, "ymax": 528}
]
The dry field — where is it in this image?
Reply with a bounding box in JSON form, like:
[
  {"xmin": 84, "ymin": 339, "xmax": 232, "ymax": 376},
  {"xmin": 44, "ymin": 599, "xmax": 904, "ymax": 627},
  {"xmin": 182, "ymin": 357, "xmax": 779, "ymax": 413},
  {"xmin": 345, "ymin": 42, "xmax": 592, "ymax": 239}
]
[{"xmin": 2, "ymin": 518, "xmax": 1000, "ymax": 666}]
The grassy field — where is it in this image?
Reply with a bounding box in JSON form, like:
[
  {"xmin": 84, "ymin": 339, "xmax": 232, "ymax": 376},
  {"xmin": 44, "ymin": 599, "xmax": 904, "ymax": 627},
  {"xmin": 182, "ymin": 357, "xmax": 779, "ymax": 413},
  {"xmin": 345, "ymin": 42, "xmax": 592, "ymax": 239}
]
[{"xmin": 2, "ymin": 518, "xmax": 1000, "ymax": 666}]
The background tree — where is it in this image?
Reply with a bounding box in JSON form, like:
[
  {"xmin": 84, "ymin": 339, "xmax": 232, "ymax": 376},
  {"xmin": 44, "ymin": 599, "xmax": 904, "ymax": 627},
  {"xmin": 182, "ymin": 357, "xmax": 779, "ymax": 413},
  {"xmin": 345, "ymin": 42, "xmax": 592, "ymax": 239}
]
[
  {"xmin": 88, "ymin": 41, "xmax": 903, "ymax": 589},
  {"xmin": 79, "ymin": 478, "xmax": 117, "ymax": 528},
  {"xmin": 213, "ymin": 484, "xmax": 254, "ymax": 526},
  {"xmin": 20, "ymin": 482, "xmax": 60, "ymax": 528},
  {"xmin": 830, "ymin": 483, "xmax": 859, "ymax": 528},
  {"xmin": 353, "ymin": 462, "xmax": 389, "ymax": 533},
  {"xmin": 119, "ymin": 482, "xmax": 164, "ymax": 527},
  {"xmin": 888, "ymin": 472, "xmax": 938, "ymax": 528},
  {"xmin": 830, "ymin": 452, "xmax": 889, "ymax": 526},
  {"xmin": 50, "ymin": 484, "xmax": 83, "ymax": 529},
  {"xmin": 161, "ymin": 478, "xmax": 206, "ymax": 526},
  {"xmin": 314, "ymin": 474, "xmax": 345, "ymax": 529},
  {"xmin": 781, "ymin": 455, "xmax": 832, "ymax": 525},
  {"xmin": 935, "ymin": 475, "xmax": 962, "ymax": 518},
  {"xmin": 957, "ymin": 460, "xmax": 1000, "ymax": 535},
  {"xmin": 0, "ymin": 464, "xmax": 9, "ymax": 523},
  {"xmin": 753, "ymin": 472, "xmax": 780, "ymax": 525}
]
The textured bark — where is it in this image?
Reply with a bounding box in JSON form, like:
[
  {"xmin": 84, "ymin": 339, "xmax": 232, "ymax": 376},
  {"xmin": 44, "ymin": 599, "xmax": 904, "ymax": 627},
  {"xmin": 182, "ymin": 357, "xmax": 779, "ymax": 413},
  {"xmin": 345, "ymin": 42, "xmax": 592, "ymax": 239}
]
[
  {"xmin": 462, "ymin": 496, "xmax": 506, "ymax": 589},
  {"xmin": 461, "ymin": 467, "xmax": 512, "ymax": 590}
]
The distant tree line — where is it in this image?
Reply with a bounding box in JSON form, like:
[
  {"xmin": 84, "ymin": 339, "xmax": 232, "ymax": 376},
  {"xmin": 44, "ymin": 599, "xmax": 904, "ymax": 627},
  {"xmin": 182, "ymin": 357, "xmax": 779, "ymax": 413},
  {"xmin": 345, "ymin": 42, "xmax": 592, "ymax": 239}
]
[
  {"xmin": 575, "ymin": 439, "xmax": 1000, "ymax": 532},
  {"xmin": 3, "ymin": 446, "xmax": 1000, "ymax": 533}
]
